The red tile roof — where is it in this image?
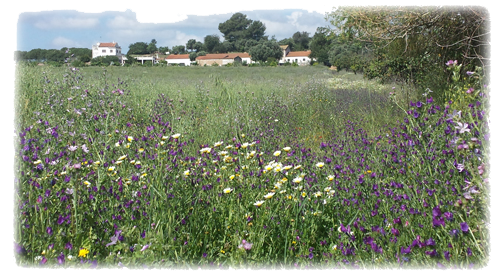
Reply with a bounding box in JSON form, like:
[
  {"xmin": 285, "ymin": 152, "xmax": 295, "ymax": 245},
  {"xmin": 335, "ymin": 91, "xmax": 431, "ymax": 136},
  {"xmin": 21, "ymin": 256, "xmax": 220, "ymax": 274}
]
[
  {"xmin": 286, "ymin": 51, "xmax": 311, "ymax": 57},
  {"xmin": 99, "ymin": 42, "xmax": 117, "ymax": 47},
  {"xmin": 166, "ymin": 54, "xmax": 190, "ymax": 59}
]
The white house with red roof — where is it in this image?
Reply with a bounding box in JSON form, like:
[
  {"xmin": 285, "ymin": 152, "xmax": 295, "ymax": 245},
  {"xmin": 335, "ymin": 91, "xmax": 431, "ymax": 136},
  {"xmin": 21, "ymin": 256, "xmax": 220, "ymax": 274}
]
[
  {"xmin": 283, "ymin": 50, "xmax": 314, "ymax": 65},
  {"xmin": 92, "ymin": 42, "xmax": 123, "ymax": 59},
  {"xmin": 165, "ymin": 54, "xmax": 192, "ymax": 66}
]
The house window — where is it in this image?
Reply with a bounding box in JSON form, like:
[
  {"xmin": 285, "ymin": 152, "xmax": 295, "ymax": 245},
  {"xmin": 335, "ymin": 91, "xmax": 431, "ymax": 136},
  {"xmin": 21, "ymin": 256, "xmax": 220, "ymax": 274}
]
[
  {"xmin": 287, "ymin": 59, "xmax": 290, "ymax": 61},
  {"xmin": 110, "ymin": 50, "xmax": 113, "ymax": 53},
  {"xmin": 102, "ymin": 50, "xmax": 106, "ymax": 53},
  {"xmin": 303, "ymin": 58, "xmax": 305, "ymax": 61}
]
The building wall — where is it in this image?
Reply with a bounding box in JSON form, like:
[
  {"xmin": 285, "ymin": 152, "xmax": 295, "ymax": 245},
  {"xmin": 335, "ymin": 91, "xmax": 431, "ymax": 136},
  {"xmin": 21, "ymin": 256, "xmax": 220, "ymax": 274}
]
[
  {"xmin": 284, "ymin": 56, "xmax": 311, "ymax": 65},
  {"xmin": 166, "ymin": 58, "xmax": 192, "ymax": 65},
  {"xmin": 197, "ymin": 59, "xmax": 225, "ymax": 66}
]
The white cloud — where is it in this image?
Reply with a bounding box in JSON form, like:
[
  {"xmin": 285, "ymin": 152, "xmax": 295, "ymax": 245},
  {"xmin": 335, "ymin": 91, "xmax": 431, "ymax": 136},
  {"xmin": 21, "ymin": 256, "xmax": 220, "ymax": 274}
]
[
  {"xmin": 286, "ymin": 11, "xmax": 303, "ymax": 26},
  {"xmin": 34, "ymin": 15, "xmax": 99, "ymax": 30},
  {"xmin": 51, "ymin": 36, "xmax": 81, "ymax": 48}
]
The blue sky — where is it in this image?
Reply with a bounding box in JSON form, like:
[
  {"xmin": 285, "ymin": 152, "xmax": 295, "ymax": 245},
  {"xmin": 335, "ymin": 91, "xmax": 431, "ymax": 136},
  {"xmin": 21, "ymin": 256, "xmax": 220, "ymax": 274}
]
[{"xmin": 16, "ymin": 3, "xmax": 334, "ymax": 52}]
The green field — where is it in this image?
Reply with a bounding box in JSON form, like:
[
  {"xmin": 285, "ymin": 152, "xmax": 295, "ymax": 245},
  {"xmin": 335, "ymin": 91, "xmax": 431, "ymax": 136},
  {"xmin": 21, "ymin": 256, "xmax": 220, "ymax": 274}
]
[{"xmin": 14, "ymin": 64, "xmax": 489, "ymax": 269}]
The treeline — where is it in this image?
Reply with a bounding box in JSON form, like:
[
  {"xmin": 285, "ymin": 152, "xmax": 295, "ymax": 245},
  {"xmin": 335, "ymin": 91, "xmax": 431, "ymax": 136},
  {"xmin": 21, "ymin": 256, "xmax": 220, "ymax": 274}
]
[{"xmin": 14, "ymin": 47, "xmax": 92, "ymax": 66}]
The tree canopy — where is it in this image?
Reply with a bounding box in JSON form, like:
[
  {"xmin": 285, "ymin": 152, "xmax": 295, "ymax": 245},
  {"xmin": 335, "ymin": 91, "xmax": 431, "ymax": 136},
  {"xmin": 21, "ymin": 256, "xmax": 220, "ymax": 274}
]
[
  {"xmin": 249, "ymin": 40, "xmax": 282, "ymax": 62},
  {"xmin": 218, "ymin": 13, "xmax": 266, "ymax": 42},
  {"xmin": 326, "ymin": 6, "xmax": 489, "ymax": 93}
]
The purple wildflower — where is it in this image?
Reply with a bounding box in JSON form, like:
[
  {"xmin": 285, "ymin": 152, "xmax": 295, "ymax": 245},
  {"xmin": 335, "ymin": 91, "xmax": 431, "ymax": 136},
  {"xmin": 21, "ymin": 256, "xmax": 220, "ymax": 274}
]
[{"xmin": 460, "ymin": 222, "xmax": 469, "ymax": 233}]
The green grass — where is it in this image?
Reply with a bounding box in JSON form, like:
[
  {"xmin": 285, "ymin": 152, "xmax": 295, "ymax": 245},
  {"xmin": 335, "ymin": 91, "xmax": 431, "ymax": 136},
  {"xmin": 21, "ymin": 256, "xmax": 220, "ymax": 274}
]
[{"xmin": 13, "ymin": 64, "xmax": 489, "ymax": 269}]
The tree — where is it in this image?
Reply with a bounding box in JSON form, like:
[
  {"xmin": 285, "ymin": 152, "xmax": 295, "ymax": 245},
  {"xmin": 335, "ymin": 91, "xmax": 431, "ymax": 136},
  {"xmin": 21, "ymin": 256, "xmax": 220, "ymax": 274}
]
[
  {"xmin": 204, "ymin": 35, "xmax": 221, "ymax": 53},
  {"xmin": 128, "ymin": 42, "xmax": 148, "ymax": 55},
  {"xmin": 326, "ymin": 6, "xmax": 489, "ymax": 94},
  {"xmin": 249, "ymin": 40, "xmax": 283, "ymax": 62},
  {"xmin": 189, "ymin": 52, "xmax": 198, "ymax": 61},
  {"xmin": 309, "ymin": 28, "xmax": 333, "ymax": 66},
  {"xmin": 158, "ymin": 46, "xmax": 170, "ymax": 54},
  {"xmin": 193, "ymin": 42, "xmax": 204, "ymax": 53},
  {"xmin": 186, "ymin": 39, "xmax": 197, "ymax": 52},
  {"xmin": 172, "ymin": 45, "xmax": 186, "ymax": 54},
  {"xmin": 218, "ymin": 13, "xmax": 266, "ymax": 42},
  {"xmin": 147, "ymin": 39, "xmax": 158, "ymax": 54},
  {"xmin": 292, "ymin": 31, "xmax": 311, "ymax": 51}
]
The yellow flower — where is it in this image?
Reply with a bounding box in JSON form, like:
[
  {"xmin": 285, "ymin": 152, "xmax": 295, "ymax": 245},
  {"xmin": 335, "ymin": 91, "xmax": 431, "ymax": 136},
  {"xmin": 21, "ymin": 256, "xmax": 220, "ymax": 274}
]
[
  {"xmin": 273, "ymin": 151, "xmax": 281, "ymax": 157},
  {"xmin": 283, "ymin": 147, "xmax": 291, "ymax": 152},
  {"xmin": 327, "ymin": 175, "xmax": 335, "ymax": 181},
  {"xmin": 127, "ymin": 136, "xmax": 134, "ymax": 142},
  {"xmin": 223, "ymin": 188, "xmax": 233, "ymax": 194},
  {"xmin": 172, "ymin": 133, "xmax": 181, "ymax": 139},
  {"xmin": 83, "ymin": 181, "xmax": 91, "ymax": 186},
  {"xmin": 316, "ymin": 162, "xmax": 325, "ymax": 168},
  {"xmin": 139, "ymin": 148, "xmax": 144, "ymax": 152},
  {"xmin": 184, "ymin": 170, "xmax": 190, "ymax": 176},
  {"xmin": 108, "ymin": 166, "xmax": 115, "ymax": 172},
  {"xmin": 78, "ymin": 248, "xmax": 89, "ymax": 258}
]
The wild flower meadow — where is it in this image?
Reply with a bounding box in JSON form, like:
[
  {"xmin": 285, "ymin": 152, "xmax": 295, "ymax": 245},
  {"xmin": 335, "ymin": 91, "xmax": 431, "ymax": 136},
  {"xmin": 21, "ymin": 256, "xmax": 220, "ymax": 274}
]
[{"xmin": 13, "ymin": 61, "xmax": 489, "ymax": 269}]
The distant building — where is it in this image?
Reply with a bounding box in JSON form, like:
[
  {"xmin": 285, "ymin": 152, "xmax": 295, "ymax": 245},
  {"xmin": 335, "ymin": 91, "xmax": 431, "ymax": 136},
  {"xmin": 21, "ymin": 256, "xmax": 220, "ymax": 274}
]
[
  {"xmin": 196, "ymin": 53, "xmax": 253, "ymax": 66},
  {"xmin": 283, "ymin": 50, "xmax": 313, "ymax": 66},
  {"xmin": 279, "ymin": 45, "xmax": 291, "ymax": 64},
  {"xmin": 92, "ymin": 42, "xmax": 125, "ymax": 64},
  {"xmin": 165, "ymin": 54, "xmax": 192, "ymax": 66}
]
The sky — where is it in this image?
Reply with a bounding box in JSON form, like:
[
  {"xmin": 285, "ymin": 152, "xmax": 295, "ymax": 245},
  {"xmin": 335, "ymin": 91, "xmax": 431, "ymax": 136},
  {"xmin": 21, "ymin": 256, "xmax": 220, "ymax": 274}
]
[
  {"xmin": 3, "ymin": 0, "xmax": 500, "ymax": 279},
  {"xmin": 15, "ymin": 3, "xmax": 334, "ymax": 52}
]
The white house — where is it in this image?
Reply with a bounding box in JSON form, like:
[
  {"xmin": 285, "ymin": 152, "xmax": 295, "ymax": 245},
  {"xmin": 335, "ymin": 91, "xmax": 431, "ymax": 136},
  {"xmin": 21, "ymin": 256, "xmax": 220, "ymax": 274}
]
[
  {"xmin": 283, "ymin": 50, "xmax": 314, "ymax": 66},
  {"xmin": 165, "ymin": 54, "xmax": 192, "ymax": 66},
  {"xmin": 92, "ymin": 42, "xmax": 122, "ymax": 59}
]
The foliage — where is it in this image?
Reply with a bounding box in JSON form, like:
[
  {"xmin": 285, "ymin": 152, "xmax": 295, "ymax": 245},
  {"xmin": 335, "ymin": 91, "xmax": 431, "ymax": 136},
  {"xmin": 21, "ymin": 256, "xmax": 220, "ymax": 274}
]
[
  {"xmin": 326, "ymin": 6, "xmax": 490, "ymax": 101},
  {"xmin": 147, "ymin": 39, "xmax": 158, "ymax": 54},
  {"xmin": 203, "ymin": 35, "xmax": 221, "ymax": 53},
  {"xmin": 309, "ymin": 29, "xmax": 333, "ymax": 66},
  {"xmin": 127, "ymin": 42, "xmax": 148, "ymax": 55},
  {"xmin": 90, "ymin": 55, "xmax": 120, "ymax": 66},
  {"xmin": 218, "ymin": 13, "xmax": 266, "ymax": 42},
  {"xmin": 249, "ymin": 40, "xmax": 282, "ymax": 63},
  {"xmin": 189, "ymin": 52, "xmax": 198, "ymax": 62}
]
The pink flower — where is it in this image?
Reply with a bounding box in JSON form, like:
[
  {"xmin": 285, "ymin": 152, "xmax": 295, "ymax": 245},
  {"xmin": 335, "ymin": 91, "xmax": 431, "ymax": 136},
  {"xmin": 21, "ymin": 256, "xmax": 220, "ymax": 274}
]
[{"xmin": 238, "ymin": 239, "xmax": 253, "ymax": 250}]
